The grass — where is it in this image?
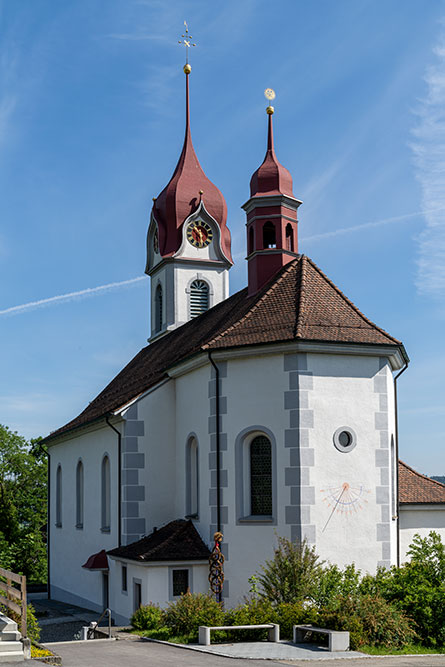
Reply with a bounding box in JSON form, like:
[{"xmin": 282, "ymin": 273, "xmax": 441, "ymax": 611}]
[{"xmin": 362, "ymin": 644, "xmax": 445, "ymax": 655}]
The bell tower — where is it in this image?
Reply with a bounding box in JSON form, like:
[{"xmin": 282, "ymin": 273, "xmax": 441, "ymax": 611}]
[
  {"xmin": 242, "ymin": 92, "xmax": 302, "ymax": 296},
  {"xmin": 145, "ymin": 40, "xmax": 232, "ymax": 342}
]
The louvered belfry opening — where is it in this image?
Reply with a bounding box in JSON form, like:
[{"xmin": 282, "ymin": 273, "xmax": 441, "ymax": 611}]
[
  {"xmin": 250, "ymin": 435, "xmax": 272, "ymax": 515},
  {"xmin": 190, "ymin": 280, "xmax": 209, "ymax": 318}
]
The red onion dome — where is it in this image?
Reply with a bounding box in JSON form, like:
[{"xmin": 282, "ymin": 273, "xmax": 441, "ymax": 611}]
[
  {"xmin": 249, "ymin": 110, "xmax": 294, "ymax": 198},
  {"xmin": 152, "ymin": 70, "xmax": 232, "ymax": 262}
]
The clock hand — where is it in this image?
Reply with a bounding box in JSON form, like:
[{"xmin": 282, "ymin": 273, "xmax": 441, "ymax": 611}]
[{"xmin": 322, "ymin": 484, "xmax": 348, "ymax": 533}]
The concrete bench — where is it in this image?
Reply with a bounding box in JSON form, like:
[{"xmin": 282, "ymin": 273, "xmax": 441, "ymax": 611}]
[
  {"xmin": 198, "ymin": 623, "xmax": 280, "ymax": 646},
  {"xmin": 293, "ymin": 624, "xmax": 349, "ymax": 652}
]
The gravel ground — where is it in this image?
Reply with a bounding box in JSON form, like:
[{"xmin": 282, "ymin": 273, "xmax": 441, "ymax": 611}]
[{"xmin": 40, "ymin": 620, "xmax": 93, "ymax": 643}]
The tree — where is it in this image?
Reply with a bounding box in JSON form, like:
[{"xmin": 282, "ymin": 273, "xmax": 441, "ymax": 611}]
[{"xmin": 0, "ymin": 425, "xmax": 47, "ymax": 583}]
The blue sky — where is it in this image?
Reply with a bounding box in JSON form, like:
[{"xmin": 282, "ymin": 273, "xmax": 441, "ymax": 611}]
[{"xmin": 0, "ymin": 0, "xmax": 444, "ymax": 475}]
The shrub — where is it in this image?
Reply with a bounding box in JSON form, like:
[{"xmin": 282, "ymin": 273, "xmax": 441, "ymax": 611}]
[
  {"xmin": 257, "ymin": 537, "xmax": 323, "ymax": 604},
  {"xmin": 162, "ymin": 592, "xmax": 224, "ymax": 641},
  {"xmin": 131, "ymin": 603, "xmax": 163, "ymax": 631},
  {"xmin": 225, "ymin": 598, "xmax": 278, "ymax": 641},
  {"xmin": 314, "ymin": 563, "xmax": 361, "ymax": 609},
  {"xmin": 275, "ymin": 601, "xmax": 317, "ymax": 639},
  {"xmin": 317, "ymin": 595, "xmax": 416, "ymax": 650}
]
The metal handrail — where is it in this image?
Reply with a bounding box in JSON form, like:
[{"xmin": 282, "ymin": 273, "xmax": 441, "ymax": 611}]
[{"xmin": 86, "ymin": 608, "xmax": 112, "ymax": 639}]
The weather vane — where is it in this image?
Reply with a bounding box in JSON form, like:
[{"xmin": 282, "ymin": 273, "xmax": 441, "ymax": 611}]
[
  {"xmin": 178, "ymin": 21, "xmax": 197, "ymax": 68},
  {"xmin": 264, "ymin": 88, "xmax": 276, "ymax": 115}
]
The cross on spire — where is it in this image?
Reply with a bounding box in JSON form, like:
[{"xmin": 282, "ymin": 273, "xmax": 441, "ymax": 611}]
[{"xmin": 178, "ymin": 21, "xmax": 196, "ymax": 66}]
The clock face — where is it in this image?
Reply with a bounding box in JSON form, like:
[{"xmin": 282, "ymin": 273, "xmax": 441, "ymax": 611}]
[{"xmin": 187, "ymin": 220, "xmax": 213, "ymax": 248}]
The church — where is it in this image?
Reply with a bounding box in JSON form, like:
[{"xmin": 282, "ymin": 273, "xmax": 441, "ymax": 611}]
[{"xmin": 42, "ymin": 62, "xmax": 445, "ymax": 626}]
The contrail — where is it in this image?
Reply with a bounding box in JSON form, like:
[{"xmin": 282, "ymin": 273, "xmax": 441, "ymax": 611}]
[
  {"xmin": 300, "ymin": 209, "xmax": 443, "ymax": 243},
  {"xmin": 0, "ymin": 276, "xmax": 147, "ymax": 317}
]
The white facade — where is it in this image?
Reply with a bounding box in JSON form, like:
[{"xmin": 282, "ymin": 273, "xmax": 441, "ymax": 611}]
[
  {"xmin": 48, "ymin": 342, "xmax": 404, "ymax": 624},
  {"xmin": 399, "ymin": 505, "xmax": 445, "ymax": 563}
]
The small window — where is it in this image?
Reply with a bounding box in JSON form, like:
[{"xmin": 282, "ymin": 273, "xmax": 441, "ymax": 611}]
[
  {"xmin": 101, "ymin": 455, "xmax": 111, "ymax": 531},
  {"xmin": 263, "ymin": 221, "xmax": 276, "ymax": 248},
  {"xmin": 248, "ymin": 227, "xmax": 254, "ymax": 254},
  {"xmin": 122, "ymin": 565, "xmax": 127, "ymax": 592},
  {"xmin": 134, "ymin": 581, "xmax": 142, "ymax": 611},
  {"xmin": 172, "ymin": 569, "xmax": 189, "ymax": 596},
  {"xmin": 56, "ymin": 465, "xmax": 62, "ymax": 527},
  {"xmin": 333, "ymin": 427, "xmax": 357, "ymax": 453},
  {"xmin": 76, "ymin": 460, "xmax": 84, "ymax": 529},
  {"xmin": 285, "ymin": 223, "xmax": 294, "ymax": 251},
  {"xmin": 250, "ymin": 435, "xmax": 272, "ymax": 515},
  {"xmin": 155, "ymin": 284, "xmax": 163, "ymax": 332},
  {"xmin": 190, "ymin": 280, "xmax": 209, "ymax": 318}
]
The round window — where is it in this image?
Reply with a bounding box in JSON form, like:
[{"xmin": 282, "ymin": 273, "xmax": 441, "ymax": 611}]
[{"xmin": 333, "ymin": 427, "xmax": 357, "ymax": 453}]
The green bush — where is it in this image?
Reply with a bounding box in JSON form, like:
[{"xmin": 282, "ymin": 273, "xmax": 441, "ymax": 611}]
[
  {"xmin": 275, "ymin": 601, "xmax": 317, "ymax": 639},
  {"xmin": 131, "ymin": 603, "xmax": 163, "ymax": 631},
  {"xmin": 314, "ymin": 563, "xmax": 361, "ymax": 609},
  {"xmin": 317, "ymin": 595, "xmax": 416, "ymax": 650},
  {"xmin": 225, "ymin": 598, "xmax": 278, "ymax": 641},
  {"xmin": 257, "ymin": 537, "xmax": 323, "ymax": 604},
  {"xmin": 162, "ymin": 592, "xmax": 225, "ymax": 641}
]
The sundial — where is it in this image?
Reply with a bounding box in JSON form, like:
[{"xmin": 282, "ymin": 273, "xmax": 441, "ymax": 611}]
[{"xmin": 321, "ymin": 482, "xmax": 371, "ymax": 532}]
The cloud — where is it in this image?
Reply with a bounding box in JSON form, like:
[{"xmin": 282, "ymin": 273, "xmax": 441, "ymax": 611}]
[
  {"xmin": 411, "ymin": 31, "xmax": 445, "ymax": 298},
  {"xmin": 300, "ymin": 209, "xmax": 439, "ymax": 244},
  {"xmin": 0, "ymin": 276, "xmax": 147, "ymax": 317}
]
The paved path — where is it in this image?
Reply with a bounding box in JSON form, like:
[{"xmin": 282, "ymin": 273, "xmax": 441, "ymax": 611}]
[{"xmin": 41, "ymin": 639, "xmax": 445, "ymax": 667}]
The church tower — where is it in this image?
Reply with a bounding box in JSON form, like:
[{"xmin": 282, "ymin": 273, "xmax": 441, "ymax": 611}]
[
  {"xmin": 145, "ymin": 63, "xmax": 232, "ymax": 341},
  {"xmin": 242, "ymin": 96, "xmax": 302, "ymax": 295}
]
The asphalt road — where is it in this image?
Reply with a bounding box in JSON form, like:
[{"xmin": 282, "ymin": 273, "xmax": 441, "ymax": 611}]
[{"xmin": 44, "ymin": 639, "xmax": 445, "ymax": 667}]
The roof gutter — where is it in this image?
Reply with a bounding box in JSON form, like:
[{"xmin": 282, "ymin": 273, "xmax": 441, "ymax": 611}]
[
  {"xmin": 394, "ymin": 361, "xmax": 408, "ymax": 567},
  {"xmin": 105, "ymin": 417, "xmax": 122, "ymax": 548}
]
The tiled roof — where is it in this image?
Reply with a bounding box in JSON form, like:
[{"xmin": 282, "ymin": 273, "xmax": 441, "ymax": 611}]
[
  {"xmin": 44, "ymin": 256, "xmax": 406, "ymax": 442},
  {"xmin": 399, "ymin": 460, "xmax": 445, "ymax": 504},
  {"xmin": 107, "ymin": 519, "xmax": 210, "ymax": 562}
]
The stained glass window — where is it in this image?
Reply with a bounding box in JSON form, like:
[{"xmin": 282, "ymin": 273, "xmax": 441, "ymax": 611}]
[{"xmin": 250, "ymin": 435, "xmax": 272, "ymax": 515}]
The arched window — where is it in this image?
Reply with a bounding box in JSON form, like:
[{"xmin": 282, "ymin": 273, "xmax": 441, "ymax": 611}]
[
  {"xmin": 76, "ymin": 460, "xmax": 84, "ymax": 529},
  {"xmin": 250, "ymin": 435, "xmax": 272, "ymax": 516},
  {"xmin": 186, "ymin": 437, "xmax": 199, "ymax": 517},
  {"xmin": 248, "ymin": 227, "xmax": 254, "ymax": 255},
  {"xmin": 56, "ymin": 465, "xmax": 62, "ymax": 527},
  {"xmin": 263, "ymin": 221, "xmax": 276, "ymax": 249},
  {"xmin": 155, "ymin": 284, "xmax": 163, "ymax": 332},
  {"xmin": 101, "ymin": 455, "xmax": 111, "ymax": 532},
  {"xmin": 285, "ymin": 224, "xmax": 294, "ymax": 251},
  {"xmin": 190, "ymin": 280, "xmax": 209, "ymax": 318}
]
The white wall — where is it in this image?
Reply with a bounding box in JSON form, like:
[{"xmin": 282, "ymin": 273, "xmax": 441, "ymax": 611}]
[
  {"xmin": 399, "ymin": 506, "xmax": 445, "ymax": 562},
  {"xmin": 49, "ymin": 423, "xmax": 120, "ymax": 611}
]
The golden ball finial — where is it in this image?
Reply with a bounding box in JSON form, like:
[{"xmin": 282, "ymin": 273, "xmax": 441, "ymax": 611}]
[
  {"xmin": 183, "ymin": 63, "xmax": 192, "ymax": 74},
  {"xmin": 266, "ymin": 105, "xmax": 274, "ymax": 115}
]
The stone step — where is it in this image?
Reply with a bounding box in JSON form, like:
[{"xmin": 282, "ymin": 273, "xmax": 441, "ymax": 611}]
[
  {"xmin": 0, "ymin": 631, "xmax": 22, "ymax": 642},
  {"xmin": 0, "ymin": 641, "xmax": 24, "ymax": 654},
  {"xmin": 0, "ymin": 618, "xmax": 18, "ymax": 634},
  {"xmin": 0, "ymin": 651, "xmax": 25, "ymax": 663}
]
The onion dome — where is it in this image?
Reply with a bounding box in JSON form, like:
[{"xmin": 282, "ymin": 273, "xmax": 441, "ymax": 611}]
[
  {"xmin": 249, "ymin": 108, "xmax": 294, "ymax": 198},
  {"xmin": 152, "ymin": 67, "xmax": 232, "ymax": 262}
]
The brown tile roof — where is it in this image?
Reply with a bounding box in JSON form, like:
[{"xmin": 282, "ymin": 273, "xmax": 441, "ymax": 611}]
[
  {"xmin": 44, "ymin": 256, "xmax": 407, "ymax": 443},
  {"xmin": 107, "ymin": 519, "xmax": 210, "ymax": 562},
  {"xmin": 399, "ymin": 460, "xmax": 445, "ymax": 504}
]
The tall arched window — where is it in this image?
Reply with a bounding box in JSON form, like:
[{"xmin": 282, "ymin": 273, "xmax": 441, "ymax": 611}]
[
  {"xmin": 285, "ymin": 223, "xmax": 294, "ymax": 251},
  {"xmin": 263, "ymin": 221, "xmax": 276, "ymax": 248},
  {"xmin": 101, "ymin": 455, "xmax": 111, "ymax": 532},
  {"xmin": 56, "ymin": 465, "xmax": 62, "ymax": 527},
  {"xmin": 248, "ymin": 227, "xmax": 254, "ymax": 255},
  {"xmin": 155, "ymin": 284, "xmax": 163, "ymax": 332},
  {"xmin": 76, "ymin": 460, "xmax": 84, "ymax": 529},
  {"xmin": 250, "ymin": 435, "xmax": 272, "ymax": 516},
  {"xmin": 190, "ymin": 280, "xmax": 209, "ymax": 318},
  {"xmin": 186, "ymin": 437, "xmax": 199, "ymax": 517}
]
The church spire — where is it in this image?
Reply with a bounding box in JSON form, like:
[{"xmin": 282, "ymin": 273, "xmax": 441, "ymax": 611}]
[
  {"xmin": 243, "ymin": 90, "xmax": 302, "ymax": 296},
  {"xmin": 145, "ymin": 26, "xmax": 232, "ymax": 341}
]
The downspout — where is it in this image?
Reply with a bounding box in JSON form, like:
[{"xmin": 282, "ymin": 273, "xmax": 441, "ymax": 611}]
[
  {"xmin": 105, "ymin": 417, "xmax": 122, "ymax": 548},
  {"xmin": 394, "ymin": 360, "xmax": 408, "ymax": 567},
  {"xmin": 208, "ymin": 352, "xmax": 222, "ymax": 604},
  {"xmin": 208, "ymin": 353, "xmax": 221, "ymax": 534}
]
